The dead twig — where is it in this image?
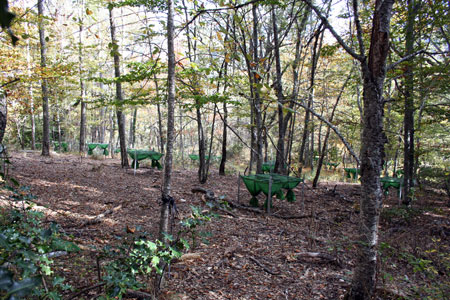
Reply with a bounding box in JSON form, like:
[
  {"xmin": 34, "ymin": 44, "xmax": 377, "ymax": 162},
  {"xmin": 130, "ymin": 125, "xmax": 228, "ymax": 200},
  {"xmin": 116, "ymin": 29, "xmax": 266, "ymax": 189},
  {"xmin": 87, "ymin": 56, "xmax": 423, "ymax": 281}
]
[
  {"xmin": 124, "ymin": 289, "xmax": 153, "ymax": 299},
  {"xmin": 79, "ymin": 205, "xmax": 122, "ymax": 228},
  {"xmin": 272, "ymin": 212, "xmax": 323, "ymax": 220},
  {"xmin": 67, "ymin": 282, "xmax": 106, "ymax": 300},
  {"xmin": 249, "ymin": 256, "xmax": 280, "ymax": 276}
]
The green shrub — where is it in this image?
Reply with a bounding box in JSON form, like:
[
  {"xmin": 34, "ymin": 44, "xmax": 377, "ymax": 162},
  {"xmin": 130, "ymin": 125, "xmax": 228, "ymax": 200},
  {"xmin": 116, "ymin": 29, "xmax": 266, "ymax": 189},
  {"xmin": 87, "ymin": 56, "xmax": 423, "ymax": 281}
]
[{"xmin": 0, "ymin": 185, "xmax": 78, "ymax": 299}]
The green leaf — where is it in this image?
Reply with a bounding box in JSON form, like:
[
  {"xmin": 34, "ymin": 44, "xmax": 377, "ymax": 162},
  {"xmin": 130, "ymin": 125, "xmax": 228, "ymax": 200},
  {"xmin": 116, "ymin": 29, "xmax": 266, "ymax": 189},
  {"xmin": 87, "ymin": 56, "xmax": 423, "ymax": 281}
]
[
  {"xmin": 6, "ymin": 276, "xmax": 42, "ymax": 298},
  {"xmin": 0, "ymin": 267, "xmax": 13, "ymax": 290},
  {"xmin": 9, "ymin": 178, "xmax": 19, "ymax": 187},
  {"xmin": 40, "ymin": 264, "xmax": 53, "ymax": 276},
  {"xmin": 51, "ymin": 239, "xmax": 80, "ymax": 252},
  {"xmin": 40, "ymin": 228, "xmax": 52, "ymax": 239},
  {"xmin": 151, "ymin": 256, "xmax": 160, "ymax": 267}
]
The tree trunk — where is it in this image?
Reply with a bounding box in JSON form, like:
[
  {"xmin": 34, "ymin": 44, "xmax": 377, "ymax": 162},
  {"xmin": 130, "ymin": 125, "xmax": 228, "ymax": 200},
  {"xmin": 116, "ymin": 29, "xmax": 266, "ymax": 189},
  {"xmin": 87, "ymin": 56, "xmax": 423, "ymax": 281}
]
[
  {"xmin": 109, "ymin": 109, "xmax": 115, "ymax": 156},
  {"xmin": 159, "ymin": 0, "xmax": 175, "ymax": 243},
  {"xmin": 157, "ymin": 101, "xmax": 164, "ymax": 153},
  {"xmin": 144, "ymin": 11, "xmax": 165, "ymax": 154},
  {"xmin": 130, "ymin": 107, "xmax": 137, "ymax": 148},
  {"xmin": 25, "ymin": 26, "xmax": 35, "ymax": 150},
  {"xmin": 196, "ymin": 105, "xmax": 207, "ymax": 183},
  {"xmin": 252, "ymin": 4, "xmax": 263, "ymax": 174},
  {"xmin": 38, "ymin": 0, "xmax": 50, "ymax": 156},
  {"xmin": 205, "ymin": 105, "xmax": 217, "ymax": 178},
  {"xmin": 0, "ymin": 91, "xmax": 6, "ymax": 144},
  {"xmin": 219, "ymin": 100, "xmax": 228, "ymax": 175},
  {"xmin": 348, "ymin": 0, "xmax": 395, "ymax": 298},
  {"xmin": 57, "ymin": 110, "xmax": 62, "ymax": 153},
  {"xmin": 79, "ymin": 23, "xmax": 86, "ymax": 154},
  {"xmin": 272, "ymin": 6, "xmax": 287, "ymax": 175},
  {"xmin": 299, "ymin": 27, "xmax": 322, "ymax": 173},
  {"xmin": 109, "ymin": 6, "xmax": 128, "ymax": 167},
  {"xmin": 402, "ymin": 0, "xmax": 419, "ymax": 206},
  {"xmin": 156, "ymin": 0, "xmax": 176, "ymax": 293},
  {"xmin": 313, "ymin": 73, "xmax": 352, "ymax": 187}
]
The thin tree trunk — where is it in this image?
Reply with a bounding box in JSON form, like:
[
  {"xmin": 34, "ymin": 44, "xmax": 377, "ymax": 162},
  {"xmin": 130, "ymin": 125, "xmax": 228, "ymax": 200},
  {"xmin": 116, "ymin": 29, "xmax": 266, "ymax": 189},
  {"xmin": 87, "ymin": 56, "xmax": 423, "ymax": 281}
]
[
  {"xmin": 25, "ymin": 26, "xmax": 35, "ymax": 150},
  {"xmin": 79, "ymin": 22, "xmax": 86, "ymax": 153},
  {"xmin": 313, "ymin": 72, "xmax": 352, "ymax": 187},
  {"xmin": 99, "ymin": 107, "xmax": 105, "ymax": 143},
  {"xmin": 57, "ymin": 109, "xmax": 62, "ymax": 152},
  {"xmin": 130, "ymin": 107, "xmax": 137, "ymax": 148},
  {"xmin": 159, "ymin": 0, "xmax": 176, "ymax": 244},
  {"xmin": 299, "ymin": 27, "xmax": 322, "ymax": 173},
  {"xmin": 157, "ymin": 101, "xmax": 164, "ymax": 153},
  {"xmin": 109, "ymin": 6, "xmax": 128, "ymax": 167},
  {"xmin": 196, "ymin": 105, "xmax": 207, "ymax": 183},
  {"xmin": 38, "ymin": 0, "xmax": 50, "ymax": 156},
  {"xmin": 109, "ymin": 109, "xmax": 115, "ymax": 156},
  {"xmin": 219, "ymin": 100, "xmax": 228, "ymax": 175},
  {"xmin": 156, "ymin": 0, "xmax": 176, "ymax": 292},
  {"xmin": 252, "ymin": 4, "xmax": 263, "ymax": 174},
  {"xmin": 0, "ymin": 91, "xmax": 6, "ymax": 144},
  {"xmin": 402, "ymin": 0, "xmax": 419, "ymax": 206},
  {"xmin": 144, "ymin": 11, "xmax": 165, "ymax": 154},
  {"xmin": 205, "ymin": 106, "xmax": 217, "ymax": 177},
  {"xmin": 272, "ymin": 6, "xmax": 287, "ymax": 175}
]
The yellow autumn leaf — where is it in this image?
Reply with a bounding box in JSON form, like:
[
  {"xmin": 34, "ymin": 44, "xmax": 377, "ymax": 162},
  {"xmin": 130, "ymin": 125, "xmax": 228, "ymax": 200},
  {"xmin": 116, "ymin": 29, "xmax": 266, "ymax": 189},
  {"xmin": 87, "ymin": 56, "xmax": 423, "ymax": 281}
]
[{"xmin": 225, "ymin": 53, "xmax": 230, "ymax": 63}]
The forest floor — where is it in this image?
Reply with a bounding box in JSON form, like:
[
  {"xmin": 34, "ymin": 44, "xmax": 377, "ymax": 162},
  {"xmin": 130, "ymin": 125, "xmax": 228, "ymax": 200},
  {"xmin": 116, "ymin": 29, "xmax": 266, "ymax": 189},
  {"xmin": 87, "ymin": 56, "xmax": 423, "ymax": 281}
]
[{"xmin": 4, "ymin": 151, "xmax": 450, "ymax": 300}]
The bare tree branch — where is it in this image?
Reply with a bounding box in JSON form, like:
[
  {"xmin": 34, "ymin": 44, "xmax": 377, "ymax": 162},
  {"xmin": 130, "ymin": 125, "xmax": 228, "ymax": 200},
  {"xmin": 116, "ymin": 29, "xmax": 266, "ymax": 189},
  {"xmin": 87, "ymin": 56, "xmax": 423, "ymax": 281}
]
[
  {"xmin": 179, "ymin": 0, "xmax": 264, "ymax": 33},
  {"xmin": 387, "ymin": 49, "xmax": 425, "ymax": 71},
  {"xmin": 301, "ymin": 0, "xmax": 364, "ymax": 61},
  {"xmin": 291, "ymin": 99, "xmax": 361, "ymax": 165},
  {"xmin": 352, "ymin": 0, "xmax": 366, "ymax": 57}
]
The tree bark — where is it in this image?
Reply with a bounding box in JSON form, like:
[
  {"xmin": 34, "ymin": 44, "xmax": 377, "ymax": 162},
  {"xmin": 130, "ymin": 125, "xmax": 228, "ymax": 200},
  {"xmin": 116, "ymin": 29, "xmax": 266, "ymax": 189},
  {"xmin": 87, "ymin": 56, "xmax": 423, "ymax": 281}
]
[
  {"xmin": 109, "ymin": 6, "xmax": 129, "ymax": 167},
  {"xmin": 130, "ymin": 107, "xmax": 137, "ymax": 148},
  {"xmin": 0, "ymin": 91, "xmax": 6, "ymax": 144},
  {"xmin": 272, "ymin": 6, "xmax": 287, "ymax": 175},
  {"xmin": 348, "ymin": 0, "xmax": 394, "ymax": 298},
  {"xmin": 252, "ymin": 4, "xmax": 263, "ymax": 174},
  {"xmin": 159, "ymin": 0, "xmax": 176, "ymax": 243},
  {"xmin": 25, "ymin": 25, "xmax": 36, "ymax": 150},
  {"xmin": 38, "ymin": 0, "xmax": 50, "ymax": 156},
  {"xmin": 196, "ymin": 104, "xmax": 207, "ymax": 183},
  {"xmin": 219, "ymin": 100, "xmax": 228, "ymax": 175},
  {"xmin": 299, "ymin": 26, "xmax": 323, "ymax": 173},
  {"xmin": 79, "ymin": 22, "xmax": 86, "ymax": 154},
  {"xmin": 402, "ymin": 0, "xmax": 419, "ymax": 206}
]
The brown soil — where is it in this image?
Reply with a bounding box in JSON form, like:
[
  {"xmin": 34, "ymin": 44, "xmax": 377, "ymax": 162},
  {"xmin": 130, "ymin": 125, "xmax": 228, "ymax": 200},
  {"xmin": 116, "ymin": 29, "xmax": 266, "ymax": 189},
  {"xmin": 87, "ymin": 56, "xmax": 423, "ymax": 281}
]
[{"xmin": 6, "ymin": 151, "xmax": 450, "ymax": 299}]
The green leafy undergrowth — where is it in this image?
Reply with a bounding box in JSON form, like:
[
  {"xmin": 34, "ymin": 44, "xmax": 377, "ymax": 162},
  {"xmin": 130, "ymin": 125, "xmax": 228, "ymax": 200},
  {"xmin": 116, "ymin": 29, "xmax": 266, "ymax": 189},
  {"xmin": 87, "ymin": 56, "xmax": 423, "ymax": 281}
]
[
  {"xmin": 100, "ymin": 230, "xmax": 185, "ymax": 299},
  {"xmin": 379, "ymin": 238, "xmax": 450, "ymax": 299},
  {"xmin": 99, "ymin": 204, "xmax": 217, "ymax": 298},
  {"xmin": 0, "ymin": 185, "xmax": 79, "ymax": 299}
]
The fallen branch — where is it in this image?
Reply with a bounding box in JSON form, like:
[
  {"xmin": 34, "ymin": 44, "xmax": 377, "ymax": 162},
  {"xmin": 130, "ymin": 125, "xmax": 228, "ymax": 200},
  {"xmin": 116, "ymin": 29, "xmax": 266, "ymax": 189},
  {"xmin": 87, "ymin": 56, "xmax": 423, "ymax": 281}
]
[
  {"xmin": 192, "ymin": 187, "xmax": 215, "ymax": 201},
  {"xmin": 249, "ymin": 257, "xmax": 280, "ymax": 276},
  {"xmin": 295, "ymin": 252, "xmax": 341, "ymax": 267},
  {"xmin": 191, "ymin": 187, "xmax": 238, "ymax": 218},
  {"xmin": 224, "ymin": 199, "xmax": 264, "ymax": 214},
  {"xmin": 68, "ymin": 282, "xmax": 106, "ymax": 300},
  {"xmin": 272, "ymin": 212, "xmax": 322, "ymax": 220},
  {"xmin": 124, "ymin": 289, "xmax": 153, "ymax": 299},
  {"xmin": 79, "ymin": 205, "xmax": 122, "ymax": 228},
  {"xmin": 326, "ymin": 185, "xmax": 354, "ymax": 203},
  {"xmin": 47, "ymin": 251, "xmax": 68, "ymax": 258}
]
